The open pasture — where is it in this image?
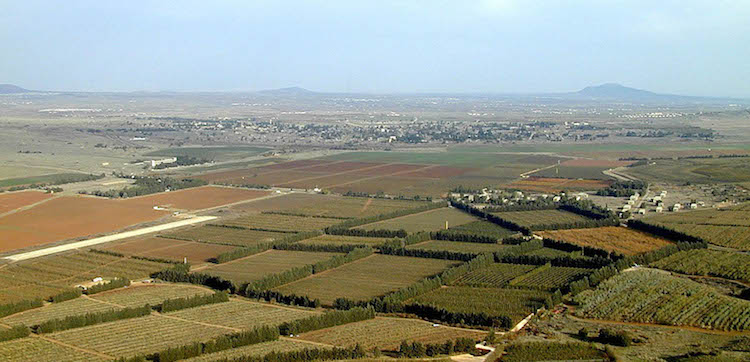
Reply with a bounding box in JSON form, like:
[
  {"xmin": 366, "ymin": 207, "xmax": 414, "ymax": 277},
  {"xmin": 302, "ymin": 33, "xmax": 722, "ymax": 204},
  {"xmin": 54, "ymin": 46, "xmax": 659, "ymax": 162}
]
[
  {"xmin": 448, "ymin": 220, "xmax": 517, "ymax": 240},
  {"xmin": 452, "ymin": 263, "xmax": 537, "ymax": 288},
  {"xmin": 201, "ymin": 250, "xmax": 340, "ymax": 286},
  {"xmin": 651, "ymin": 249, "xmax": 750, "ymax": 283},
  {"xmin": 274, "ymin": 196, "xmax": 429, "ymax": 219},
  {"xmin": 575, "ymin": 269, "xmax": 750, "ymax": 331},
  {"xmin": 492, "ymin": 209, "xmax": 591, "ymax": 229},
  {"xmin": 0, "ymin": 196, "xmax": 167, "ymax": 253},
  {"xmin": 90, "ymin": 283, "xmax": 212, "ymax": 308},
  {"xmin": 409, "ymin": 287, "xmax": 549, "ymax": 326},
  {"xmin": 99, "ymin": 236, "xmax": 236, "ymax": 263},
  {"xmin": 168, "ymin": 299, "xmax": 320, "ymax": 330},
  {"xmin": 0, "ymin": 251, "xmax": 168, "ymax": 304},
  {"xmin": 274, "ymin": 254, "xmax": 459, "ymax": 305},
  {"xmin": 123, "ymin": 185, "xmax": 269, "ymax": 211},
  {"xmin": 297, "ymin": 234, "xmax": 390, "ymax": 248},
  {"xmin": 220, "ymin": 213, "xmax": 341, "ymax": 232},
  {"xmin": 182, "ymin": 339, "xmax": 313, "ymax": 362},
  {"xmin": 538, "ymin": 226, "xmax": 673, "ymax": 255},
  {"xmin": 355, "ymin": 207, "xmax": 477, "ymax": 233},
  {"xmin": 48, "ymin": 314, "xmax": 230, "ymax": 358},
  {"xmin": 0, "ymin": 337, "xmax": 107, "ymax": 361},
  {"xmin": 163, "ymin": 225, "xmax": 286, "ymax": 247},
  {"xmin": 0, "ymin": 190, "xmax": 54, "ymax": 214},
  {"xmin": 508, "ymin": 265, "xmax": 592, "ymax": 291},
  {"xmin": 406, "ymin": 240, "xmax": 510, "ymax": 254},
  {"xmin": 505, "ymin": 177, "xmax": 611, "ymax": 193},
  {"xmin": 297, "ymin": 317, "xmax": 485, "ymax": 350}
]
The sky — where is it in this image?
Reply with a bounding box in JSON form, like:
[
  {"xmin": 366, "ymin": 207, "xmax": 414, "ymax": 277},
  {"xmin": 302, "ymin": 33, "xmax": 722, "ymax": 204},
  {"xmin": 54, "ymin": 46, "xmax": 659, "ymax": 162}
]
[{"xmin": 1, "ymin": 0, "xmax": 749, "ymax": 97}]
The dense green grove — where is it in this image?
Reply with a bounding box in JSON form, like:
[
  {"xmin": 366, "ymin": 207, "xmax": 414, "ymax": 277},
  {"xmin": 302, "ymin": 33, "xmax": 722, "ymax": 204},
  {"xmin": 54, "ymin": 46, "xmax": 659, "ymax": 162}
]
[
  {"xmin": 278, "ymin": 307, "xmax": 375, "ymax": 335},
  {"xmin": 595, "ymin": 180, "xmax": 647, "ymax": 197},
  {"xmin": 398, "ymin": 338, "xmax": 477, "ymax": 357}
]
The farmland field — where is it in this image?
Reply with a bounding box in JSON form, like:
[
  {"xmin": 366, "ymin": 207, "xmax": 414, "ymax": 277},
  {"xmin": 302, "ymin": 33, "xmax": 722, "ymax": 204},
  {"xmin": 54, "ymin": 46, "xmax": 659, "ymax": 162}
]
[
  {"xmin": 182, "ymin": 339, "xmax": 313, "ymax": 362},
  {"xmin": 0, "ymin": 251, "xmax": 169, "ymax": 304},
  {"xmin": 505, "ymin": 177, "xmax": 612, "ymax": 193},
  {"xmin": 452, "ymin": 263, "xmax": 537, "ymax": 288},
  {"xmin": 0, "ymin": 190, "xmax": 54, "ymax": 214},
  {"xmin": 522, "ymin": 247, "xmax": 588, "ymax": 259},
  {"xmin": 500, "ymin": 341, "xmax": 608, "ymax": 362},
  {"xmin": 0, "ymin": 173, "xmax": 101, "ymax": 189},
  {"xmin": 0, "ymin": 196, "xmax": 167, "ymax": 253},
  {"xmin": 530, "ymin": 165, "xmax": 613, "ymax": 180},
  {"xmin": 48, "ymin": 314, "xmax": 230, "ymax": 358},
  {"xmin": 297, "ymin": 317, "xmax": 485, "ymax": 350},
  {"xmin": 220, "ymin": 213, "xmax": 341, "ymax": 232},
  {"xmin": 90, "ymin": 284, "xmax": 213, "ymax": 308},
  {"xmin": 538, "ymin": 226, "xmax": 673, "ymax": 255},
  {"xmin": 297, "ymin": 234, "xmax": 390, "ymax": 248},
  {"xmin": 2, "ymin": 296, "xmax": 120, "ymax": 326},
  {"xmin": 229, "ymin": 193, "xmax": 341, "ymax": 214},
  {"xmin": 163, "ymin": 225, "xmax": 286, "ymax": 247},
  {"xmin": 274, "ymin": 254, "xmax": 459, "ymax": 304},
  {"xmin": 625, "ymin": 157, "xmax": 750, "ymax": 184},
  {"xmin": 651, "ymin": 249, "xmax": 750, "ymax": 283},
  {"xmin": 575, "ymin": 269, "xmax": 750, "ymax": 331},
  {"xmin": 508, "ymin": 265, "xmax": 592, "ymax": 291},
  {"xmin": 0, "ymin": 337, "xmax": 107, "ymax": 361},
  {"xmin": 355, "ymin": 207, "xmax": 477, "ymax": 233},
  {"xmin": 145, "ymin": 146, "xmax": 271, "ymax": 162},
  {"xmin": 492, "ymin": 209, "xmax": 591, "ymax": 229},
  {"xmin": 123, "ymin": 185, "xmax": 270, "ymax": 211},
  {"xmin": 447, "ymin": 220, "xmax": 517, "ymax": 240},
  {"xmin": 201, "ymin": 250, "xmax": 340, "ymax": 286},
  {"xmin": 168, "ymin": 299, "xmax": 320, "ymax": 330},
  {"xmin": 409, "ymin": 286, "xmax": 549, "ymax": 325},
  {"xmin": 100, "ymin": 236, "xmax": 236, "ymax": 263},
  {"xmin": 406, "ymin": 240, "xmax": 510, "ymax": 254},
  {"xmin": 273, "ymin": 197, "xmax": 429, "ymax": 219},
  {"xmin": 642, "ymin": 207, "xmax": 750, "ymax": 250}
]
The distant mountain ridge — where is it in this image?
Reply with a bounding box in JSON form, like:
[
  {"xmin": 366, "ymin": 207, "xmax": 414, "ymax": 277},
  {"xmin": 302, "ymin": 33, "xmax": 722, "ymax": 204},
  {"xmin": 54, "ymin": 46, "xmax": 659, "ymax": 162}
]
[
  {"xmin": 572, "ymin": 83, "xmax": 704, "ymax": 101},
  {"xmin": 258, "ymin": 86, "xmax": 317, "ymax": 96},
  {"xmin": 0, "ymin": 84, "xmax": 30, "ymax": 94}
]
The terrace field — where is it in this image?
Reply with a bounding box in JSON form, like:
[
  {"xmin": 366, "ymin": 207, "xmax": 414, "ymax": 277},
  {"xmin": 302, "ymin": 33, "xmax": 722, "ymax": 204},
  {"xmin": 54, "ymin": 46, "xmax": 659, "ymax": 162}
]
[
  {"xmin": 297, "ymin": 317, "xmax": 485, "ymax": 350},
  {"xmin": 491, "ymin": 209, "xmax": 591, "ymax": 229},
  {"xmin": 163, "ymin": 225, "xmax": 286, "ymax": 247},
  {"xmin": 99, "ymin": 236, "xmax": 236, "ymax": 263},
  {"xmin": 274, "ymin": 254, "xmax": 459, "ymax": 305},
  {"xmin": 355, "ymin": 207, "xmax": 477, "ymax": 233},
  {"xmin": 538, "ymin": 226, "xmax": 673, "ymax": 255},
  {"xmin": 651, "ymin": 249, "xmax": 750, "ymax": 283},
  {"xmin": 406, "ymin": 240, "xmax": 510, "ymax": 254},
  {"xmin": 167, "ymin": 299, "xmax": 320, "ymax": 330},
  {"xmin": 575, "ymin": 269, "xmax": 750, "ymax": 331},
  {"xmin": 200, "ymin": 250, "xmax": 340, "ymax": 286}
]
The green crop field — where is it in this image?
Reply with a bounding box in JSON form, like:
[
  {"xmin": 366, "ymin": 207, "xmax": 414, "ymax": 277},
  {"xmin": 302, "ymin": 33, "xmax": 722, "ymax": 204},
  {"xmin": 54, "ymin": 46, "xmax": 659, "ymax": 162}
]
[
  {"xmin": 297, "ymin": 317, "xmax": 485, "ymax": 350},
  {"xmin": 48, "ymin": 315, "xmax": 230, "ymax": 358},
  {"xmin": 651, "ymin": 249, "xmax": 750, "ymax": 283},
  {"xmin": 2, "ymin": 297, "xmax": 119, "ymax": 326},
  {"xmin": 220, "ymin": 213, "xmax": 341, "ymax": 232},
  {"xmin": 90, "ymin": 284, "xmax": 213, "ymax": 308},
  {"xmin": 167, "ymin": 299, "xmax": 320, "ymax": 330},
  {"xmin": 0, "ymin": 337, "xmax": 107, "ymax": 361},
  {"xmin": 451, "ymin": 263, "xmax": 537, "ymax": 288},
  {"xmin": 0, "ymin": 173, "xmax": 100, "ymax": 188},
  {"xmin": 447, "ymin": 220, "xmax": 518, "ymax": 240},
  {"xmin": 531, "ymin": 165, "xmax": 612, "ymax": 180},
  {"xmin": 182, "ymin": 339, "xmax": 313, "ymax": 362},
  {"xmin": 163, "ymin": 225, "xmax": 287, "ymax": 247},
  {"xmin": 522, "ymin": 247, "xmax": 589, "ymax": 259},
  {"xmin": 274, "ymin": 255, "xmax": 459, "ymax": 305},
  {"xmin": 508, "ymin": 265, "xmax": 592, "ymax": 291},
  {"xmin": 298, "ymin": 234, "xmax": 390, "ymax": 248},
  {"xmin": 492, "ymin": 209, "xmax": 591, "ymax": 228},
  {"xmin": 410, "ymin": 286, "xmax": 550, "ymax": 325},
  {"xmin": 643, "ymin": 207, "xmax": 750, "ymax": 251},
  {"xmin": 145, "ymin": 146, "xmax": 271, "ymax": 162},
  {"xmin": 406, "ymin": 240, "xmax": 510, "ymax": 254},
  {"xmin": 355, "ymin": 207, "xmax": 477, "ymax": 233},
  {"xmin": 575, "ymin": 269, "xmax": 750, "ymax": 331},
  {"xmin": 276, "ymin": 197, "xmax": 430, "ymax": 219},
  {"xmin": 201, "ymin": 250, "xmax": 340, "ymax": 286}
]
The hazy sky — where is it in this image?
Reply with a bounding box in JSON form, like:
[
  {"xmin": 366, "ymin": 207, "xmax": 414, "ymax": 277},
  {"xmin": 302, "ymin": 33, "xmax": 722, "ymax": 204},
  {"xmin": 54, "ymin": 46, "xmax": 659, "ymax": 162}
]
[{"xmin": 2, "ymin": 1, "xmax": 748, "ymax": 97}]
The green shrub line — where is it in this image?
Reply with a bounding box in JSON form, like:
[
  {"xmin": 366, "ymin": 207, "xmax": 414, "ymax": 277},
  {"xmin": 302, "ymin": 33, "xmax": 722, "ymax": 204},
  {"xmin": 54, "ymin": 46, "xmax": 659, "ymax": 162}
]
[
  {"xmin": 278, "ymin": 306, "xmax": 375, "ymax": 335},
  {"xmin": 206, "ymin": 223, "xmax": 299, "ymax": 234},
  {"xmin": 156, "ymin": 291, "xmax": 229, "ymax": 313},
  {"xmin": 326, "ymin": 228, "xmax": 407, "ymax": 238},
  {"xmin": 88, "ymin": 249, "xmax": 126, "ymax": 258},
  {"xmin": 50, "ymin": 288, "xmax": 82, "ymax": 303},
  {"xmin": 85, "ymin": 277, "xmax": 131, "ymax": 295},
  {"xmin": 34, "ymin": 305, "xmax": 152, "ymax": 334},
  {"xmin": 0, "ymin": 299, "xmax": 43, "ymax": 319},
  {"xmin": 213, "ymin": 231, "xmax": 323, "ymax": 264},
  {"xmin": 261, "ymin": 211, "xmax": 352, "ymax": 220},
  {"xmin": 0, "ymin": 325, "xmax": 30, "ymax": 342},
  {"xmin": 131, "ymin": 255, "xmax": 184, "ymax": 265},
  {"xmin": 397, "ymin": 337, "xmax": 477, "ymax": 358},
  {"xmin": 325, "ymin": 202, "xmax": 447, "ymax": 231},
  {"xmin": 627, "ymin": 219, "xmax": 707, "ymax": 244},
  {"xmin": 217, "ymin": 345, "xmax": 367, "ymax": 362}
]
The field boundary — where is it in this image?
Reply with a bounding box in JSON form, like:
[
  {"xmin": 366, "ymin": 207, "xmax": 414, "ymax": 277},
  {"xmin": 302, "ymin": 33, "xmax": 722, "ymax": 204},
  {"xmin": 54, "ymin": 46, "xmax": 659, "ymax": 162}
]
[{"xmin": 3, "ymin": 216, "xmax": 218, "ymax": 262}]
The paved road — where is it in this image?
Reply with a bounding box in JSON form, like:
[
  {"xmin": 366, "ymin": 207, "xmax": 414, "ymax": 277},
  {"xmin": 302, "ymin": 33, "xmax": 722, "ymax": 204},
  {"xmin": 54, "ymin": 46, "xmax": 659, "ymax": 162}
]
[{"xmin": 3, "ymin": 216, "xmax": 217, "ymax": 262}]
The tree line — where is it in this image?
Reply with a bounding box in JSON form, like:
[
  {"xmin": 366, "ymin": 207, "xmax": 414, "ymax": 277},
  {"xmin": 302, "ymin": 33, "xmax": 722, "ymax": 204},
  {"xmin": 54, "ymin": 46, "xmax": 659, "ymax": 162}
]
[
  {"xmin": 278, "ymin": 307, "xmax": 374, "ymax": 335},
  {"xmin": 50, "ymin": 289, "xmax": 82, "ymax": 303},
  {"xmin": 326, "ymin": 228, "xmax": 407, "ymax": 238},
  {"xmin": 596, "ymin": 180, "xmax": 647, "ymax": 197},
  {"xmin": 627, "ymin": 219, "xmax": 707, "ymax": 244},
  {"xmin": 542, "ymin": 238, "xmax": 621, "ymax": 260},
  {"xmin": 0, "ymin": 325, "xmax": 30, "ymax": 342},
  {"xmin": 152, "ymin": 264, "xmax": 236, "ymax": 293},
  {"xmin": 80, "ymin": 175, "xmax": 207, "ymax": 198},
  {"xmin": 398, "ymin": 338, "xmax": 477, "ymax": 358},
  {"xmin": 213, "ymin": 231, "xmax": 323, "ymax": 264},
  {"xmin": 35, "ymin": 305, "xmax": 152, "ymax": 334},
  {"xmin": 85, "ymin": 277, "xmax": 130, "ymax": 295},
  {"xmin": 326, "ymin": 202, "xmax": 446, "ymax": 231},
  {"xmin": 218, "ymin": 345, "xmax": 368, "ymax": 362},
  {"xmin": 342, "ymin": 190, "xmax": 433, "ymax": 201},
  {"xmin": 0, "ymin": 299, "xmax": 43, "ymax": 318}
]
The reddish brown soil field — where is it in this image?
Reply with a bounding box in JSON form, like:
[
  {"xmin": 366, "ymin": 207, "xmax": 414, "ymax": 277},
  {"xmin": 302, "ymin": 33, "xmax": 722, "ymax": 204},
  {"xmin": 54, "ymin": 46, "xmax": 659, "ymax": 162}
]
[
  {"xmin": 398, "ymin": 166, "xmax": 471, "ymax": 178},
  {"xmin": 299, "ymin": 161, "xmax": 384, "ymax": 173},
  {"xmin": 0, "ymin": 190, "xmax": 54, "ymax": 214},
  {"xmin": 229, "ymin": 193, "xmax": 341, "ymax": 214},
  {"xmin": 124, "ymin": 186, "xmax": 269, "ymax": 210},
  {"xmin": 0, "ymin": 196, "xmax": 167, "ymax": 253},
  {"xmin": 101, "ymin": 236, "xmax": 235, "ymax": 263},
  {"xmin": 507, "ymin": 177, "xmax": 612, "ymax": 193},
  {"xmin": 560, "ymin": 159, "xmax": 633, "ymax": 167},
  {"xmin": 348, "ymin": 163, "xmax": 427, "ymax": 176}
]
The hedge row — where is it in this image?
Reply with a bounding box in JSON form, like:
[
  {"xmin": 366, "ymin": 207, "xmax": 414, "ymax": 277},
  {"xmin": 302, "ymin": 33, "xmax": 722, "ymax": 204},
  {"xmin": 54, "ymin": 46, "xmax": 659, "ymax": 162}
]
[
  {"xmin": 261, "ymin": 211, "xmax": 351, "ymax": 220},
  {"xmin": 157, "ymin": 292, "xmax": 229, "ymax": 313},
  {"xmin": 50, "ymin": 289, "xmax": 82, "ymax": 303},
  {"xmin": 0, "ymin": 325, "xmax": 30, "ymax": 342},
  {"xmin": 35, "ymin": 305, "xmax": 152, "ymax": 334},
  {"xmin": 627, "ymin": 219, "xmax": 706, "ymax": 243},
  {"xmin": 151, "ymin": 264, "xmax": 236, "ymax": 293},
  {"xmin": 279, "ymin": 307, "xmax": 375, "ymax": 335},
  {"xmin": 326, "ymin": 228, "xmax": 407, "ymax": 238},
  {"xmin": 218, "ymin": 345, "xmax": 367, "ymax": 362},
  {"xmin": 0, "ymin": 299, "xmax": 43, "ymax": 318},
  {"xmin": 243, "ymin": 290, "xmax": 320, "ymax": 309},
  {"xmin": 378, "ymin": 246, "xmax": 477, "ymax": 262},
  {"xmin": 398, "ymin": 338, "xmax": 477, "ymax": 357},
  {"xmin": 325, "ymin": 202, "xmax": 446, "ymax": 231},
  {"xmin": 213, "ymin": 231, "xmax": 323, "ymax": 264},
  {"xmin": 403, "ymin": 304, "xmax": 512, "ymax": 329},
  {"xmin": 430, "ymin": 231, "xmax": 498, "ymax": 244},
  {"xmin": 85, "ymin": 277, "xmax": 130, "ymax": 295},
  {"xmin": 542, "ymin": 238, "xmax": 619, "ymax": 260}
]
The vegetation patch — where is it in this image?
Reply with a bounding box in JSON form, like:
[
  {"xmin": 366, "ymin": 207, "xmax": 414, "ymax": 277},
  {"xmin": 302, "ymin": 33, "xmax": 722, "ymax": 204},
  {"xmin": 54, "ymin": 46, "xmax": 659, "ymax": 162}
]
[
  {"xmin": 538, "ymin": 226, "xmax": 673, "ymax": 255},
  {"xmin": 651, "ymin": 248, "xmax": 750, "ymax": 283}
]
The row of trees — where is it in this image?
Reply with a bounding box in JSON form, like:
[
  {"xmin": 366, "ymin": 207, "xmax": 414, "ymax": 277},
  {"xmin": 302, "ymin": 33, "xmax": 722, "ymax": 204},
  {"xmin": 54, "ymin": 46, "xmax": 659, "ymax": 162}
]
[
  {"xmin": 152, "ymin": 264, "xmax": 236, "ymax": 293},
  {"xmin": 326, "ymin": 202, "xmax": 446, "ymax": 230},
  {"xmin": 627, "ymin": 219, "xmax": 707, "ymax": 243},
  {"xmin": 379, "ymin": 245, "xmax": 476, "ymax": 261},
  {"xmin": 542, "ymin": 238, "xmax": 620, "ymax": 260},
  {"xmin": 595, "ymin": 180, "xmax": 647, "ymax": 197},
  {"xmin": 497, "ymin": 253, "xmax": 612, "ymax": 269},
  {"xmin": 86, "ymin": 277, "xmax": 130, "ymax": 295},
  {"xmin": 221, "ymin": 345, "xmax": 368, "ymax": 362},
  {"xmin": 244, "ymin": 290, "xmax": 320, "ymax": 308},
  {"xmin": 50, "ymin": 289, "xmax": 82, "ymax": 303},
  {"xmin": 261, "ymin": 211, "xmax": 351, "ymax": 220},
  {"xmin": 81, "ymin": 175, "xmax": 207, "ymax": 198},
  {"xmin": 398, "ymin": 338, "xmax": 477, "ymax": 358},
  {"xmin": 404, "ymin": 303, "xmax": 512, "ymax": 328},
  {"xmin": 213, "ymin": 231, "xmax": 324, "ymax": 264},
  {"xmin": 35, "ymin": 305, "xmax": 151, "ymax": 334},
  {"xmin": 326, "ymin": 228, "xmax": 407, "ymax": 238},
  {"xmin": 343, "ymin": 190, "xmax": 433, "ymax": 201},
  {"xmin": 157, "ymin": 292, "xmax": 229, "ymax": 313},
  {"xmin": 0, "ymin": 299, "xmax": 42, "ymax": 318},
  {"xmin": 431, "ymin": 231, "xmax": 497, "ymax": 244},
  {"xmin": 0, "ymin": 325, "xmax": 30, "ymax": 342},
  {"xmin": 278, "ymin": 307, "xmax": 375, "ymax": 335}
]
